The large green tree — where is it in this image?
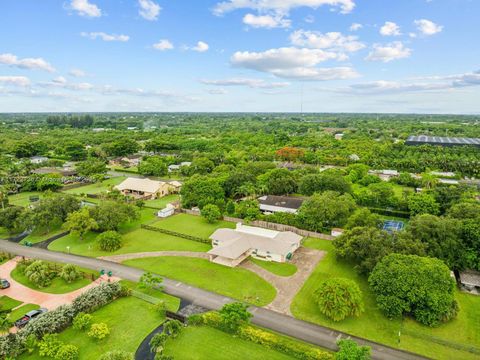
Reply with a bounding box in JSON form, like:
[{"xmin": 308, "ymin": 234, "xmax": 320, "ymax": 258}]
[{"xmin": 181, "ymin": 175, "xmax": 225, "ymax": 209}]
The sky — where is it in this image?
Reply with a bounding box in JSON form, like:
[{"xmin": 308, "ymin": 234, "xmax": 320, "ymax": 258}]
[{"xmin": 0, "ymin": 0, "xmax": 479, "ymax": 114}]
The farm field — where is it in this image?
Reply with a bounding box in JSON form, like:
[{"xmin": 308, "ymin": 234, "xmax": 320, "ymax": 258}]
[{"xmin": 291, "ymin": 238, "xmax": 480, "ymax": 360}]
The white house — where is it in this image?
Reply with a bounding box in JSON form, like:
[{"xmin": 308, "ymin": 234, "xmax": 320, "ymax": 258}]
[
  {"xmin": 331, "ymin": 228, "xmax": 344, "ymax": 237},
  {"xmin": 115, "ymin": 177, "xmax": 171, "ymax": 200},
  {"xmin": 207, "ymin": 223, "xmax": 302, "ymax": 267},
  {"xmin": 258, "ymin": 195, "xmax": 304, "ymax": 214},
  {"xmin": 30, "ymin": 156, "xmax": 49, "ymax": 164}
]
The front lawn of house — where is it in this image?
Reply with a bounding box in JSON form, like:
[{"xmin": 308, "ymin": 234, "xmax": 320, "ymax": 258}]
[
  {"xmin": 151, "ymin": 213, "xmax": 235, "ymax": 239},
  {"xmin": 144, "ymin": 194, "xmax": 180, "ymax": 209},
  {"xmin": 164, "ymin": 325, "xmax": 295, "ymax": 360},
  {"xmin": 0, "ymin": 295, "xmax": 23, "ymax": 312},
  {"xmin": 20, "ymin": 294, "xmax": 177, "ymax": 360},
  {"xmin": 62, "ymin": 176, "xmax": 127, "ymax": 195},
  {"xmin": 123, "ymin": 256, "xmax": 276, "ymax": 306},
  {"xmin": 7, "ymin": 192, "xmax": 44, "ymax": 207},
  {"xmin": 250, "ymin": 258, "xmax": 297, "ymax": 277},
  {"xmin": 291, "ymin": 238, "xmax": 480, "ymax": 360}
]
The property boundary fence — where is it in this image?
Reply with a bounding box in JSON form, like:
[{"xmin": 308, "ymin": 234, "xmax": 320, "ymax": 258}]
[
  {"xmin": 141, "ymin": 224, "xmax": 210, "ymax": 244},
  {"xmin": 402, "ymin": 329, "xmax": 480, "ymax": 355},
  {"xmin": 179, "ymin": 209, "xmax": 334, "ymax": 240},
  {"xmin": 131, "ymin": 290, "xmax": 162, "ymax": 304}
]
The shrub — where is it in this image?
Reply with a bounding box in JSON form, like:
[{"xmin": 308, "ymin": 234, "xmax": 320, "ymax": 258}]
[
  {"xmin": 97, "ymin": 231, "xmax": 122, "ymax": 252},
  {"xmin": 72, "ymin": 282, "xmax": 122, "ymax": 314},
  {"xmin": 55, "ymin": 344, "xmax": 79, "ymax": 360},
  {"xmin": 314, "ymin": 278, "xmax": 364, "ymax": 321},
  {"xmin": 24, "ymin": 334, "xmax": 37, "ymax": 354},
  {"xmin": 149, "ymin": 332, "xmax": 168, "ymax": 354},
  {"xmin": 88, "ymin": 323, "xmax": 110, "ymax": 340},
  {"xmin": 219, "ymin": 302, "xmax": 252, "ymax": 333},
  {"xmin": 201, "ymin": 204, "xmax": 221, "ymax": 223},
  {"xmin": 153, "ymin": 301, "xmax": 167, "ymax": 317},
  {"xmin": 163, "ymin": 320, "xmax": 183, "ymax": 338},
  {"xmin": 59, "ymin": 264, "xmax": 82, "ymax": 283},
  {"xmin": 25, "ymin": 260, "xmax": 53, "ymax": 287},
  {"xmin": 72, "ymin": 312, "xmax": 92, "ymax": 331},
  {"xmin": 99, "ymin": 351, "xmax": 134, "ymax": 360},
  {"xmin": 22, "ymin": 305, "xmax": 75, "ymax": 339},
  {"xmin": 335, "ymin": 339, "xmax": 371, "ymax": 360},
  {"xmin": 38, "ymin": 333, "xmax": 63, "ymax": 358}
]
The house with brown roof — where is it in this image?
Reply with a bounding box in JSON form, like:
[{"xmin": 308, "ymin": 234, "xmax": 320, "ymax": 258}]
[
  {"xmin": 115, "ymin": 177, "xmax": 175, "ymax": 200},
  {"xmin": 207, "ymin": 223, "xmax": 302, "ymax": 267}
]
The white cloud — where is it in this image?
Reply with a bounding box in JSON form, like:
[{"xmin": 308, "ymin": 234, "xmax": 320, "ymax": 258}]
[
  {"xmin": 153, "ymin": 39, "xmax": 174, "ymax": 51},
  {"xmin": 206, "ymin": 88, "xmax": 228, "ymax": 95},
  {"xmin": 243, "ymin": 13, "xmax": 291, "ymax": 28},
  {"xmin": 231, "ymin": 47, "xmax": 358, "ymax": 80},
  {"xmin": 81, "ymin": 32, "xmax": 130, "ymax": 42},
  {"xmin": 70, "ymin": 0, "xmax": 101, "ymax": 17},
  {"xmin": 38, "ymin": 77, "xmax": 94, "ymax": 91},
  {"xmin": 69, "ymin": 69, "xmax": 87, "ymax": 77},
  {"xmin": 415, "ymin": 19, "xmax": 443, "ymax": 36},
  {"xmin": 138, "ymin": 0, "xmax": 161, "ymax": 21},
  {"xmin": 365, "ymin": 42, "xmax": 412, "ymax": 62},
  {"xmin": 337, "ymin": 70, "xmax": 480, "ymax": 95},
  {"xmin": 304, "ymin": 15, "xmax": 315, "ymax": 23},
  {"xmin": 380, "ymin": 21, "xmax": 401, "ymax": 36},
  {"xmin": 290, "ymin": 30, "xmax": 365, "ymax": 52},
  {"xmin": 200, "ymin": 78, "xmax": 290, "ymax": 89},
  {"xmin": 0, "ymin": 53, "xmax": 55, "ymax": 72},
  {"xmin": 350, "ymin": 23, "xmax": 362, "ymax": 31},
  {"xmin": 0, "ymin": 76, "xmax": 31, "ymax": 87},
  {"xmin": 213, "ymin": 0, "xmax": 356, "ymax": 16},
  {"xmin": 192, "ymin": 41, "xmax": 209, "ymax": 52}
]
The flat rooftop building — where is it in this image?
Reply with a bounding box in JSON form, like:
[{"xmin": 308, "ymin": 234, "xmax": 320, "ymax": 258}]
[{"xmin": 406, "ymin": 135, "xmax": 480, "ymax": 147}]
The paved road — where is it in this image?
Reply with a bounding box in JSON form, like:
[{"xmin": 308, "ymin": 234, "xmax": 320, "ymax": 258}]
[{"xmin": 0, "ymin": 241, "xmax": 428, "ymax": 360}]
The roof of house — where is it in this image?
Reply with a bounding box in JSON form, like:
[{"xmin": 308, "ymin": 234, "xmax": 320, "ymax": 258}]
[
  {"xmin": 208, "ymin": 225, "xmax": 302, "ymax": 260},
  {"xmin": 258, "ymin": 195, "xmax": 304, "ymax": 210},
  {"xmin": 115, "ymin": 177, "xmax": 165, "ymax": 193},
  {"xmin": 168, "ymin": 181, "xmax": 182, "ymax": 187},
  {"xmin": 406, "ymin": 135, "xmax": 480, "ymax": 147},
  {"xmin": 459, "ymin": 270, "xmax": 480, "ymax": 287}
]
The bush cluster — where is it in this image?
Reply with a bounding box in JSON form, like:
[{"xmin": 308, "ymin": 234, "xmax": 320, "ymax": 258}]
[{"xmin": 17, "ymin": 260, "xmax": 84, "ymax": 288}]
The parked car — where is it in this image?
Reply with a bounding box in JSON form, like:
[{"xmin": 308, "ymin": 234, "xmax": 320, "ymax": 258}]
[
  {"xmin": 14, "ymin": 308, "xmax": 48, "ymax": 328},
  {"xmin": 0, "ymin": 279, "xmax": 10, "ymax": 289}
]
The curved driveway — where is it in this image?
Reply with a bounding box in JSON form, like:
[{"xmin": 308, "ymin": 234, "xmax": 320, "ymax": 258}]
[{"xmin": 0, "ymin": 241, "xmax": 427, "ymax": 360}]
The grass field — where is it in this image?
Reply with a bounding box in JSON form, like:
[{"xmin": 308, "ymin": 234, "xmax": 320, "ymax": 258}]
[
  {"xmin": 123, "ymin": 256, "xmax": 276, "ymax": 306},
  {"xmin": 250, "ymin": 258, "xmax": 297, "ymax": 277},
  {"xmin": 291, "ymin": 238, "xmax": 480, "ymax": 360},
  {"xmin": 8, "ymin": 192, "xmax": 44, "ymax": 207},
  {"xmin": 10, "ymin": 265, "xmax": 93, "ymax": 294},
  {"xmin": 151, "ymin": 213, "xmax": 235, "ymax": 238},
  {"xmin": 0, "ymin": 295, "xmax": 22, "ymax": 311},
  {"xmin": 0, "ymin": 227, "xmax": 11, "ymax": 239},
  {"xmin": 62, "ymin": 176, "xmax": 127, "ymax": 195},
  {"xmin": 164, "ymin": 326, "xmax": 295, "ymax": 360},
  {"xmin": 20, "ymin": 225, "xmax": 65, "ymax": 245},
  {"xmin": 20, "ymin": 295, "xmax": 174, "ymax": 360},
  {"xmin": 144, "ymin": 194, "xmax": 180, "ymax": 209}
]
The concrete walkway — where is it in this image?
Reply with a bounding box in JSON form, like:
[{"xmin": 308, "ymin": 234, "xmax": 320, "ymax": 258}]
[
  {"xmin": 99, "ymin": 251, "xmax": 209, "ymax": 263},
  {"xmin": 241, "ymin": 247, "xmax": 325, "ymax": 315},
  {"xmin": 0, "ymin": 257, "xmax": 120, "ymax": 311},
  {"xmin": 0, "ymin": 241, "xmax": 427, "ymax": 360}
]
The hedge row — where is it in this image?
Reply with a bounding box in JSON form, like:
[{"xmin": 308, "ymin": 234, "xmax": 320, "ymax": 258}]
[
  {"xmin": 141, "ymin": 224, "xmax": 210, "ymax": 244},
  {"xmin": 190, "ymin": 312, "xmax": 333, "ymax": 360}
]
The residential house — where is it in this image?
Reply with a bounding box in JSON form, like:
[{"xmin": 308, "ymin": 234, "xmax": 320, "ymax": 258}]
[
  {"xmin": 109, "ymin": 155, "xmax": 142, "ymax": 168},
  {"xmin": 115, "ymin": 177, "xmax": 172, "ymax": 199},
  {"xmin": 30, "ymin": 156, "xmax": 49, "ymax": 164},
  {"xmin": 208, "ymin": 223, "xmax": 302, "ymax": 267},
  {"xmin": 167, "ymin": 180, "xmax": 182, "ymax": 193},
  {"xmin": 258, "ymin": 195, "xmax": 304, "ymax": 214},
  {"xmin": 369, "ymin": 169, "xmax": 399, "ymax": 181},
  {"xmin": 168, "ymin": 161, "xmax": 191, "ymax": 173}
]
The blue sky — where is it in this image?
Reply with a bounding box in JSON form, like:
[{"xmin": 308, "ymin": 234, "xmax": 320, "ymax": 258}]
[{"xmin": 0, "ymin": 0, "xmax": 479, "ymax": 113}]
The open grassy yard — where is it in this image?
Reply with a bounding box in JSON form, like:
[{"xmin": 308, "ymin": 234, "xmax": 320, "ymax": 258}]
[
  {"xmin": 20, "ymin": 225, "xmax": 65, "ymax": 245},
  {"xmin": 151, "ymin": 213, "xmax": 235, "ymax": 238},
  {"xmin": 8, "ymin": 192, "xmax": 44, "ymax": 207},
  {"xmin": 250, "ymin": 258, "xmax": 297, "ymax": 277},
  {"xmin": 62, "ymin": 176, "xmax": 127, "ymax": 195},
  {"xmin": 7, "ymin": 303, "xmax": 40, "ymax": 323},
  {"xmin": 144, "ymin": 194, "xmax": 180, "ymax": 209},
  {"xmin": 123, "ymin": 256, "xmax": 276, "ymax": 306},
  {"xmin": 20, "ymin": 295, "xmax": 174, "ymax": 360},
  {"xmin": 11, "ymin": 264, "xmax": 93, "ymax": 294},
  {"xmin": 164, "ymin": 326, "xmax": 295, "ymax": 360},
  {"xmin": 291, "ymin": 238, "xmax": 480, "ymax": 360},
  {"xmin": 0, "ymin": 295, "xmax": 22, "ymax": 311}
]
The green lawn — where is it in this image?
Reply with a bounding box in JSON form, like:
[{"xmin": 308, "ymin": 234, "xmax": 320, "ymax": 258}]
[
  {"xmin": 0, "ymin": 296, "xmax": 23, "ymax": 311},
  {"xmin": 250, "ymin": 258, "xmax": 297, "ymax": 277},
  {"xmin": 164, "ymin": 326, "xmax": 295, "ymax": 360},
  {"xmin": 8, "ymin": 192, "xmax": 44, "ymax": 207},
  {"xmin": 291, "ymin": 238, "xmax": 480, "ymax": 360},
  {"xmin": 144, "ymin": 194, "xmax": 180, "ymax": 209},
  {"xmin": 11, "ymin": 265, "xmax": 93, "ymax": 294},
  {"xmin": 20, "ymin": 225, "xmax": 65, "ymax": 245},
  {"xmin": 20, "ymin": 295, "xmax": 172, "ymax": 360},
  {"xmin": 151, "ymin": 213, "xmax": 235, "ymax": 238},
  {"xmin": 62, "ymin": 176, "xmax": 127, "ymax": 195},
  {"xmin": 0, "ymin": 227, "xmax": 11, "ymax": 239},
  {"xmin": 7, "ymin": 304, "xmax": 40, "ymax": 323},
  {"xmin": 123, "ymin": 256, "xmax": 276, "ymax": 306}
]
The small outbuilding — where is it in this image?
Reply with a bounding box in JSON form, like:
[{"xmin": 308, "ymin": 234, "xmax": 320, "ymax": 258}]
[
  {"xmin": 258, "ymin": 195, "xmax": 304, "ymax": 214},
  {"xmin": 157, "ymin": 204, "xmax": 175, "ymax": 218},
  {"xmin": 459, "ymin": 270, "xmax": 480, "ymax": 295}
]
